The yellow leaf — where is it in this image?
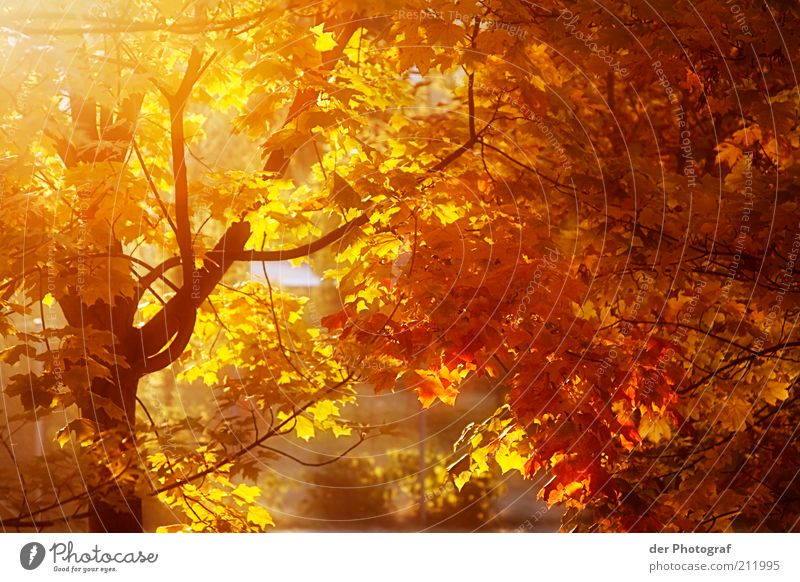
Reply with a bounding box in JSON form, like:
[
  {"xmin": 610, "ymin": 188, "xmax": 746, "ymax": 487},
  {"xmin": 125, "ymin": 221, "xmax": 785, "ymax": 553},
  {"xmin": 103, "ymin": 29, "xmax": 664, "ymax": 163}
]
[
  {"xmin": 42, "ymin": 292, "xmax": 55, "ymax": 306},
  {"xmin": 357, "ymin": 285, "xmax": 383, "ymax": 306},
  {"xmin": 207, "ymin": 489, "xmax": 227, "ymax": 502},
  {"xmin": 294, "ymin": 415, "xmax": 315, "ymax": 441},
  {"xmin": 55, "ymin": 418, "xmax": 98, "ymax": 448},
  {"xmin": 148, "ymin": 452, "xmax": 168, "ymax": 469},
  {"xmin": 156, "ymin": 524, "xmax": 186, "ymax": 533},
  {"xmin": 639, "ymin": 413, "xmax": 672, "ymax": 444},
  {"xmin": 331, "ymin": 424, "xmax": 352, "ymax": 438},
  {"xmin": 454, "ymin": 470, "xmax": 471, "ymax": 491},
  {"xmin": 182, "ymin": 365, "xmax": 202, "ymax": 383},
  {"xmin": 371, "ymin": 235, "xmax": 403, "ymax": 259},
  {"xmin": 56, "ymin": 429, "xmax": 70, "ymax": 448},
  {"xmin": 231, "ymin": 483, "xmax": 261, "ymax": 505},
  {"xmin": 715, "ymin": 142, "xmax": 742, "ymax": 167},
  {"xmin": 311, "ymin": 23, "xmax": 337, "ymax": 52},
  {"xmin": 247, "ymin": 505, "xmax": 275, "ymax": 529},
  {"xmin": 469, "ymin": 445, "xmax": 490, "ymax": 474},
  {"xmin": 309, "ymin": 400, "xmax": 339, "ymax": 422},
  {"xmin": 495, "ymin": 443, "xmax": 527, "ymax": 474},
  {"xmin": 433, "ymin": 202, "xmax": 461, "ymax": 225},
  {"xmin": 368, "ymin": 206, "xmax": 401, "ymax": 226},
  {"xmin": 338, "ymin": 238, "xmax": 368, "ymax": 264},
  {"xmin": 343, "ymin": 27, "xmax": 365, "ymax": 62}
]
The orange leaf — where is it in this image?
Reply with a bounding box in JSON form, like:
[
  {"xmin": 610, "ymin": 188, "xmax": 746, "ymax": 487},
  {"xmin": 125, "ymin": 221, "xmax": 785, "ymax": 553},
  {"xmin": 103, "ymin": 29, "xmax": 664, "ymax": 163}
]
[{"xmin": 411, "ymin": 369, "xmax": 459, "ymax": 408}]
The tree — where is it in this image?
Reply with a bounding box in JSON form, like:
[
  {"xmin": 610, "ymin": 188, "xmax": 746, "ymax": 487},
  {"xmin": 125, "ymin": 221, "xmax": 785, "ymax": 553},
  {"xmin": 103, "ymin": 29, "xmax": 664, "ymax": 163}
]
[{"xmin": 0, "ymin": 0, "xmax": 798, "ymax": 532}]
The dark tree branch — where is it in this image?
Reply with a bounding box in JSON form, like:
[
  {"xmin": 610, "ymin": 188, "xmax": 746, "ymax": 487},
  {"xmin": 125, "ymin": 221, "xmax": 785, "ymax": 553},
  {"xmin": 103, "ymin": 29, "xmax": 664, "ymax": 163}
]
[
  {"xmin": 0, "ymin": 511, "xmax": 93, "ymax": 530},
  {"xmin": 132, "ymin": 139, "xmax": 178, "ymax": 238},
  {"xmin": 5, "ymin": 8, "xmax": 279, "ymax": 35},
  {"xmin": 162, "ymin": 47, "xmax": 204, "ymax": 287},
  {"xmin": 257, "ymin": 432, "xmax": 367, "ymax": 467},
  {"xmin": 678, "ymin": 341, "xmax": 800, "ymax": 394},
  {"xmin": 479, "ymin": 139, "xmax": 574, "ymax": 192},
  {"xmin": 227, "ymin": 213, "xmax": 369, "ymax": 262},
  {"xmin": 141, "ymin": 307, "xmax": 197, "ymax": 373}
]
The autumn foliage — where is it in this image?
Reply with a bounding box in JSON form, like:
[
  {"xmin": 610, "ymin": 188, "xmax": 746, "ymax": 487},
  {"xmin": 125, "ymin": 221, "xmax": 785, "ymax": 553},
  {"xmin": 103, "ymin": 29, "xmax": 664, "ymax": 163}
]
[{"xmin": 1, "ymin": 0, "xmax": 799, "ymax": 532}]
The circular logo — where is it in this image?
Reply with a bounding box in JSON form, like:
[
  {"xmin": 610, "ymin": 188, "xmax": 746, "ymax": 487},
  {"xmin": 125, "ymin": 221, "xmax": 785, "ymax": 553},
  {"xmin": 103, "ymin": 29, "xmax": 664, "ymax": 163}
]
[{"xmin": 20, "ymin": 542, "xmax": 46, "ymax": 570}]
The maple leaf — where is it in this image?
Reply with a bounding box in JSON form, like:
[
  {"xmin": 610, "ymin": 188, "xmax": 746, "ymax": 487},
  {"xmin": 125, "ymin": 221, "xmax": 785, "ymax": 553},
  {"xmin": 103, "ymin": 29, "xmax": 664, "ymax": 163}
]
[
  {"xmin": 762, "ymin": 381, "xmax": 789, "ymax": 406},
  {"xmin": 639, "ymin": 412, "xmax": 672, "ymax": 445},
  {"xmin": 715, "ymin": 142, "xmax": 742, "ymax": 167},
  {"xmin": 293, "ymin": 415, "xmax": 316, "ymax": 441},
  {"xmin": 231, "ymin": 484, "xmax": 261, "ymax": 506},
  {"xmin": 310, "ymin": 23, "xmax": 337, "ymax": 52},
  {"xmin": 56, "ymin": 418, "xmax": 98, "ymax": 448},
  {"xmin": 494, "ymin": 443, "xmax": 527, "ymax": 474},
  {"xmin": 247, "ymin": 505, "xmax": 275, "ymax": 529},
  {"xmin": 401, "ymin": 369, "xmax": 459, "ymax": 408}
]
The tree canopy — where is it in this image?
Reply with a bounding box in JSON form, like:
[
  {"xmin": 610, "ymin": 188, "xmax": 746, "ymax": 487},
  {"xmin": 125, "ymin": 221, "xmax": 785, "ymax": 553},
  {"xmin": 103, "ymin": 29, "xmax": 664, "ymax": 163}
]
[{"xmin": 1, "ymin": 0, "xmax": 799, "ymax": 532}]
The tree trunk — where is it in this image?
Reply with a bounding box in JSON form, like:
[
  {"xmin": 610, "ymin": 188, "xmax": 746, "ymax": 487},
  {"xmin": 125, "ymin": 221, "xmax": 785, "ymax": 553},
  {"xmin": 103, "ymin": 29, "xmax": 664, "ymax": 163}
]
[
  {"xmin": 83, "ymin": 367, "xmax": 144, "ymax": 532},
  {"xmin": 54, "ymin": 92, "xmax": 149, "ymax": 532},
  {"xmin": 60, "ymin": 292, "xmax": 145, "ymax": 532}
]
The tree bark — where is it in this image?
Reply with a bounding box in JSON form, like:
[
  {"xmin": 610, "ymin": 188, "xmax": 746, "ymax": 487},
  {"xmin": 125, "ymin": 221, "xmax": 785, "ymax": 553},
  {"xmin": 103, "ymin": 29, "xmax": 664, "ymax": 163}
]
[
  {"xmin": 83, "ymin": 368, "xmax": 144, "ymax": 532},
  {"xmin": 60, "ymin": 290, "xmax": 145, "ymax": 532}
]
